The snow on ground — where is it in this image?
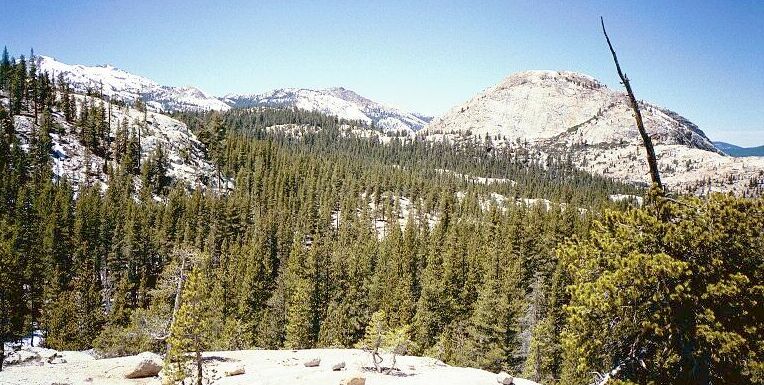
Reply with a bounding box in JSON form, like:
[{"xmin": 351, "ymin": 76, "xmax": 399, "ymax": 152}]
[
  {"xmin": 6, "ymin": 93, "xmax": 227, "ymax": 194},
  {"xmin": 2, "ymin": 331, "xmax": 44, "ymax": 355},
  {"xmin": 435, "ymin": 169, "xmax": 516, "ymax": 186},
  {"xmin": 331, "ymin": 190, "xmax": 584, "ymax": 240},
  {"xmin": 0, "ymin": 348, "xmax": 541, "ymax": 385},
  {"xmin": 331, "ymin": 193, "xmax": 439, "ymax": 240},
  {"xmin": 576, "ymin": 144, "xmax": 764, "ymax": 195},
  {"xmin": 12, "ymin": 110, "xmax": 111, "ymax": 192},
  {"xmin": 263, "ymin": 123, "xmax": 413, "ymax": 146},
  {"xmin": 609, "ymin": 194, "xmax": 644, "ymax": 206}
]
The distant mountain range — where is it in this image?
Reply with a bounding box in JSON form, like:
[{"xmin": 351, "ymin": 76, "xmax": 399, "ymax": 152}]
[
  {"xmin": 37, "ymin": 56, "xmax": 431, "ymax": 133},
  {"xmin": 713, "ymin": 142, "xmax": 764, "ymax": 157},
  {"xmin": 34, "ymin": 55, "xmax": 764, "ymax": 195},
  {"xmin": 223, "ymin": 87, "xmax": 431, "ymax": 134}
]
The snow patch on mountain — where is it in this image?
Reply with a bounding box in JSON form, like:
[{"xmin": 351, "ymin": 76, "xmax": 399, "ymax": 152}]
[
  {"xmin": 6, "ymin": 93, "xmax": 224, "ymax": 193},
  {"xmin": 435, "ymin": 169, "xmax": 516, "ymax": 186},
  {"xmin": 332, "ymin": 189, "xmax": 583, "ymax": 240},
  {"xmin": 37, "ymin": 56, "xmax": 230, "ymax": 112}
]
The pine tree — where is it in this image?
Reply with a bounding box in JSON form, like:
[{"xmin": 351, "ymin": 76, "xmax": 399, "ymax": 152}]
[
  {"xmin": 29, "ymin": 110, "xmax": 53, "ymax": 181},
  {"xmin": 0, "ymin": 219, "xmax": 26, "ymax": 372},
  {"xmin": 357, "ymin": 309, "xmax": 413, "ymax": 374},
  {"xmin": 284, "ymin": 274, "xmax": 314, "ymax": 349},
  {"xmin": 108, "ymin": 274, "xmax": 132, "ymax": 327},
  {"xmin": 165, "ymin": 267, "xmax": 214, "ymax": 385},
  {"xmin": 0, "ymin": 47, "xmax": 10, "ymax": 91},
  {"xmin": 559, "ymin": 194, "xmax": 763, "ymax": 385},
  {"xmin": 9, "ymin": 56, "xmax": 27, "ymax": 115},
  {"xmin": 464, "ymin": 275, "xmax": 521, "ymax": 372}
]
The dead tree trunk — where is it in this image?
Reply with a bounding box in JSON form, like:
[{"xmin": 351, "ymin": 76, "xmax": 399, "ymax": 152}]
[
  {"xmin": 161, "ymin": 254, "xmax": 188, "ymax": 350},
  {"xmin": 195, "ymin": 339, "xmax": 203, "ymax": 385},
  {"xmin": 601, "ymin": 17, "xmax": 663, "ymax": 192}
]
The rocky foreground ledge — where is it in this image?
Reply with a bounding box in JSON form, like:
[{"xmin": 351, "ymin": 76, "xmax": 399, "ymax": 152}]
[{"xmin": 0, "ymin": 347, "xmax": 541, "ymax": 385}]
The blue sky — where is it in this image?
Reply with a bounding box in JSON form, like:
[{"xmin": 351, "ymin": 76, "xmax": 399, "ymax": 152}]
[{"xmin": 3, "ymin": 0, "xmax": 763, "ymax": 145}]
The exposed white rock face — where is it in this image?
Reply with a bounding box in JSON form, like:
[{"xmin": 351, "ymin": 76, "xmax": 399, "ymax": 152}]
[
  {"xmin": 30, "ymin": 54, "xmax": 763, "ymax": 195},
  {"xmin": 37, "ymin": 56, "xmax": 230, "ymax": 112},
  {"xmin": 224, "ymin": 87, "xmax": 431, "ymax": 134},
  {"xmin": 576, "ymin": 143, "xmax": 764, "ymax": 195},
  {"xmin": 423, "ymin": 70, "xmax": 717, "ymax": 151},
  {"xmin": 420, "ymin": 70, "xmax": 764, "ymax": 195}
]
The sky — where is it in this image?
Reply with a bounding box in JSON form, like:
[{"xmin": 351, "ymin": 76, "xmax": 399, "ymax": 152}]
[{"xmin": 2, "ymin": 0, "xmax": 763, "ymax": 145}]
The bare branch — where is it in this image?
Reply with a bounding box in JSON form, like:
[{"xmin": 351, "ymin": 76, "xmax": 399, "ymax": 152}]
[{"xmin": 601, "ymin": 17, "xmax": 663, "ymax": 192}]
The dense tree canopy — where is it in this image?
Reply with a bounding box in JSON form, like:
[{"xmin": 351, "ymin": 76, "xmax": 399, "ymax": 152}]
[{"xmin": 558, "ymin": 194, "xmax": 763, "ymax": 385}]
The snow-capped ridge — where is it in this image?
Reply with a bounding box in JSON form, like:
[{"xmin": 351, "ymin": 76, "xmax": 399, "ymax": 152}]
[
  {"xmin": 37, "ymin": 54, "xmax": 432, "ymax": 132},
  {"xmin": 225, "ymin": 87, "xmax": 432, "ymax": 133},
  {"xmin": 37, "ymin": 55, "xmax": 229, "ymax": 113}
]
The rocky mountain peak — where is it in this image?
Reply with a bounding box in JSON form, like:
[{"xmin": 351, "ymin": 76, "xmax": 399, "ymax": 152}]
[
  {"xmin": 420, "ymin": 70, "xmax": 764, "ymax": 194},
  {"xmin": 497, "ymin": 70, "xmax": 606, "ymax": 90}
]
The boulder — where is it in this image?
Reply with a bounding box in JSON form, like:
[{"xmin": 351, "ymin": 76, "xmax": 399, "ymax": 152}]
[
  {"xmin": 3, "ymin": 350, "xmax": 38, "ymax": 365},
  {"xmin": 340, "ymin": 376, "xmax": 365, "ymax": 385},
  {"xmin": 124, "ymin": 352, "xmax": 163, "ymax": 379},
  {"xmin": 29, "ymin": 347, "xmax": 59, "ymax": 360},
  {"xmin": 304, "ymin": 358, "xmax": 321, "ymax": 367},
  {"xmin": 49, "ymin": 357, "xmax": 67, "ymax": 364},
  {"xmin": 332, "ymin": 361, "xmax": 346, "ymax": 371},
  {"xmin": 223, "ymin": 362, "xmax": 246, "ymax": 376},
  {"xmin": 497, "ymin": 371, "xmax": 514, "ymax": 384}
]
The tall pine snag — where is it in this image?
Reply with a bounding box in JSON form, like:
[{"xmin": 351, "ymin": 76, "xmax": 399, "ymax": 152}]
[{"xmin": 601, "ymin": 17, "xmax": 663, "ymax": 192}]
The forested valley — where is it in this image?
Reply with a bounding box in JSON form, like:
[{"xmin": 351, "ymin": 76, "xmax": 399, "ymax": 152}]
[{"xmin": 0, "ymin": 48, "xmax": 761, "ymax": 385}]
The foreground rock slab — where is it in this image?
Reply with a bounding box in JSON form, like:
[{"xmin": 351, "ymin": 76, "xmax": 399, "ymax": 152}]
[{"xmin": 0, "ymin": 348, "xmax": 543, "ymax": 385}]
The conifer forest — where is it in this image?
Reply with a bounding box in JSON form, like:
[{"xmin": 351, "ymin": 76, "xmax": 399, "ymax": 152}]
[{"xmin": 0, "ymin": 40, "xmax": 761, "ymax": 385}]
